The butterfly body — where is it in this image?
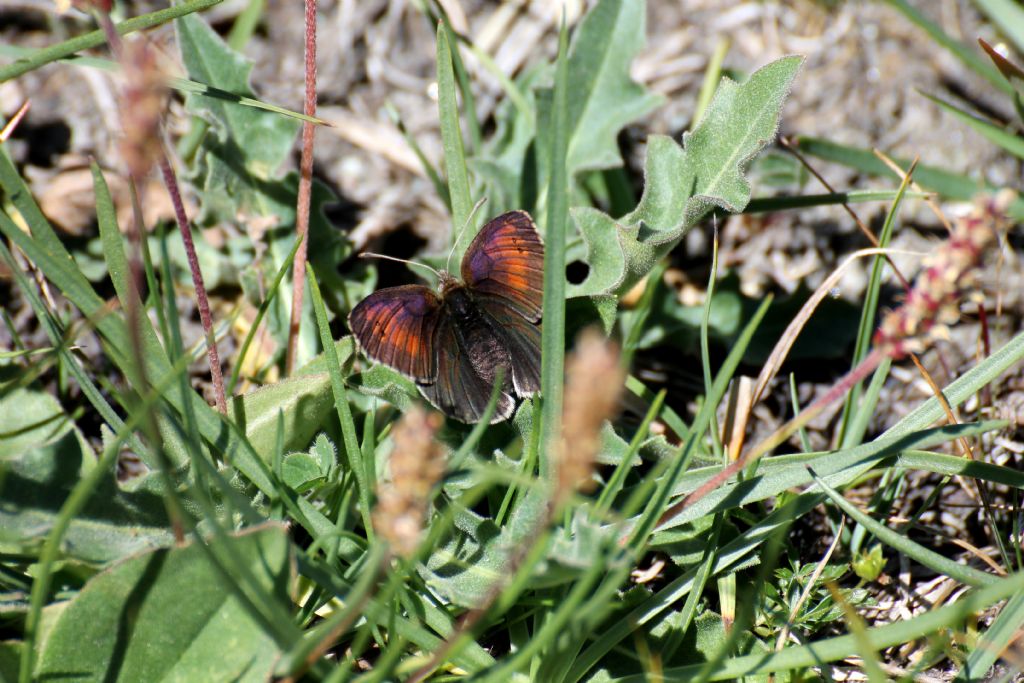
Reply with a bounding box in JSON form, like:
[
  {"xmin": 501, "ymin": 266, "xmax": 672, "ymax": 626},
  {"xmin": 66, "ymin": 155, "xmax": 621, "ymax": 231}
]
[
  {"xmin": 349, "ymin": 211, "xmax": 544, "ymax": 424},
  {"xmin": 440, "ymin": 282, "xmax": 512, "ymax": 387}
]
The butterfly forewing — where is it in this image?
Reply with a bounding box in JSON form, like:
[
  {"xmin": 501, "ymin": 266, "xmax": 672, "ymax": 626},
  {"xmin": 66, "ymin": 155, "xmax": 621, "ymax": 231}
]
[
  {"xmin": 348, "ymin": 285, "xmax": 442, "ymax": 384},
  {"xmin": 461, "ymin": 210, "xmax": 544, "ymax": 323},
  {"xmin": 350, "ymin": 210, "xmax": 544, "ymax": 424}
]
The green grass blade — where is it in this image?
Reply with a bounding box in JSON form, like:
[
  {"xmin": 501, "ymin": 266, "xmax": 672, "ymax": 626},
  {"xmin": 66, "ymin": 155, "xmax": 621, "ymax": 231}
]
[
  {"xmin": 620, "ymin": 260, "xmax": 665, "ymax": 369},
  {"xmin": 436, "ymin": 23, "xmax": 473, "ymax": 241},
  {"xmin": 386, "ymin": 103, "xmax": 451, "ymax": 211},
  {"xmin": 843, "ymin": 357, "xmax": 892, "ymax": 455},
  {"xmin": 436, "ymin": 14, "xmax": 481, "ymax": 152},
  {"xmin": 837, "ymin": 166, "xmax": 911, "ymax": 447},
  {"xmin": 795, "ymin": 136, "xmax": 1024, "ymax": 217},
  {"xmin": 594, "ymin": 389, "xmax": 665, "ymax": 515},
  {"xmin": 893, "ymin": 449, "xmax": 1024, "ymax": 488},
  {"xmin": 953, "ymin": 589, "xmax": 1024, "ymax": 681},
  {"xmin": 306, "ymin": 263, "xmax": 372, "ymax": 539},
  {"xmin": 663, "ymin": 422, "xmax": 999, "ymax": 530},
  {"xmin": 611, "ymin": 569, "xmax": 1024, "ymax": 681},
  {"xmin": 226, "ymin": 234, "xmax": 305, "ymax": 396},
  {"xmin": 0, "ymin": 46, "xmax": 323, "ymax": 125},
  {"xmin": 463, "ymin": 40, "xmax": 534, "ymax": 126},
  {"xmin": 627, "ymin": 296, "xmax": 773, "ymax": 548},
  {"xmin": 692, "ymin": 37, "xmax": 729, "ymax": 125},
  {"xmin": 881, "ymin": 0, "xmax": 1011, "ymax": 95},
  {"xmin": 809, "ymin": 468, "xmax": 998, "ymax": 586},
  {"xmin": 974, "ymin": 0, "xmax": 1024, "ymax": 57},
  {"xmin": 922, "ymin": 90, "xmax": 1024, "ymax": 158},
  {"xmin": 700, "ymin": 231, "xmax": 723, "ymax": 459},
  {"xmin": 674, "ymin": 513, "xmax": 723, "ymax": 640},
  {"xmin": 538, "ymin": 19, "xmax": 570, "ymax": 483},
  {"xmin": 742, "ymin": 189, "xmax": 932, "ymax": 213},
  {"xmin": 626, "ymin": 375, "xmax": 690, "ymax": 440},
  {"xmin": 0, "ymin": 237, "xmax": 146, "ymax": 458},
  {"xmin": 0, "ymin": 0, "xmax": 224, "ymax": 82}
]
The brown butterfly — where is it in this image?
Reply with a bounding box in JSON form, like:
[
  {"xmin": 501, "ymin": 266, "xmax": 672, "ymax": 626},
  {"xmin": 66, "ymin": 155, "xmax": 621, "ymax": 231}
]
[{"xmin": 348, "ymin": 211, "xmax": 544, "ymax": 423}]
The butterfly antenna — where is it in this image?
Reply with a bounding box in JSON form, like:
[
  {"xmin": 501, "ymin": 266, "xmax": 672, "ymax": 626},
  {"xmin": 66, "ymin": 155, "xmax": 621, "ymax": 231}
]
[
  {"xmin": 359, "ymin": 252, "xmax": 442, "ymax": 279},
  {"xmin": 445, "ymin": 197, "xmax": 488, "ymax": 274}
]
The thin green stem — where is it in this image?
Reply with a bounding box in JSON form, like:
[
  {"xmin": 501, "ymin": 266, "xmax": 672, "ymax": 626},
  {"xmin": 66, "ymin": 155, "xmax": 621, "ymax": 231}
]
[{"xmin": 0, "ymin": 0, "xmax": 223, "ymax": 83}]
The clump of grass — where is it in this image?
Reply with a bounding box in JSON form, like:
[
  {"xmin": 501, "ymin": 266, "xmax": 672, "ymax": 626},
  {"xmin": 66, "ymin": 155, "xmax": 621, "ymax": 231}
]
[{"xmin": 0, "ymin": 1, "xmax": 1022, "ymax": 682}]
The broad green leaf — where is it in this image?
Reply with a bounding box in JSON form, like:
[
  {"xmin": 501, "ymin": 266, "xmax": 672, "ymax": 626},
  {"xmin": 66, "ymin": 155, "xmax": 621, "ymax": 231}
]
[
  {"xmin": 472, "ymin": 66, "xmax": 545, "ymax": 215},
  {"xmin": 571, "ymin": 57, "xmax": 803, "ymax": 298},
  {"xmin": 176, "ymin": 15, "xmax": 348, "ymax": 367},
  {"xmin": 567, "ymin": 208, "xmax": 626, "ymax": 297},
  {"xmin": 0, "ymin": 154, "xmax": 346, "ymax": 552},
  {"xmin": 0, "ymin": 641, "xmax": 19, "ymax": 682},
  {"xmin": 0, "ymin": 378, "xmax": 89, "ymax": 459},
  {"xmin": 228, "ymin": 372, "xmax": 333, "ymax": 462},
  {"xmin": 672, "ymin": 57, "xmax": 802, "ymax": 219},
  {"xmin": 281, "ymin": 452, "xmax": 325, "ymax": 492},
  {"xmin": 472, "ymin": 0, "xmax": 660, "ymax": 224},
  {"xmin": 296, "ymin": 336, "xmax": 417, "ymax": 416},
  {"xmin": 562, "ymin": 0, "xmax": 663, "ymax": 175},
  {"xmin": 0, "ymin": 384, "xmax": 173, "ymax": 563},
  {"xmin": 311, "ymin": 433, "xmax": 337, "ymax": 474},
  {"xmin": 346, "ymin": 366, "xmax": 418, "ymax": 414},
  {"xmin": 35, "ymin": 525, "xmax": 293, "ymax": 682},
  {"xmin": 176, "ymin": 13, "xmax": 298, "ymax": 226},
  {"xmin": 421, "ymin": 507, "xmax": 506, "ymax": 607}
]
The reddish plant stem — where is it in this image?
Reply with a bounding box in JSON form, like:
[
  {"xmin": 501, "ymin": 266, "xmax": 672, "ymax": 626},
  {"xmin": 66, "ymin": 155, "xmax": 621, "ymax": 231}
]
[
  {"xmin": 97, "ymin": 8, "xmax": 226, "ymax": 413},
  {"xmin": 97, "ymin": 10, "xmax": 122, "ymax": 55},
  {"xmin": 94, "ymin": 7, "xmax": 190, "ymax": 532},
  {"xmin": 285, "ymin": 0, "xmax": 318, "ymax": 374},
  {"xmin": 652, "ymin": 348, "xmax": 885, "ymax": 534},
  {"xmin": 158, "ymin": 155, "xmax": 228, "ymax": 413}
]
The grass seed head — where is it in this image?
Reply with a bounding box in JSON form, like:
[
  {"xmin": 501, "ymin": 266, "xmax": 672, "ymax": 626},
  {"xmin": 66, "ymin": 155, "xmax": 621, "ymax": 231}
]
[
  {"xmin": 118, "ymin": 40, "xmax": 167, "ymax": 180},
  {"xmin": 556, "ymin": 328, "xmax": 626, "ymax": 505},
  {"xmin": 372, "ymin": 407, "xmax": 446, "ymax": 558}
]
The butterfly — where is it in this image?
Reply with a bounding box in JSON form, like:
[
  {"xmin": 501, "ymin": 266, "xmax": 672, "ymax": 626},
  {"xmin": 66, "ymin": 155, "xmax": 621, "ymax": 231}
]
[{"xmin": 348, "ymin": 210, "xmax": 544, "ymax": 424}]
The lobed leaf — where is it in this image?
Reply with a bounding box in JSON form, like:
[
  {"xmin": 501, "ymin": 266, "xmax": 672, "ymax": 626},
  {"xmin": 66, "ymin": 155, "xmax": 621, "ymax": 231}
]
[{"xmin": 571, "ymin": 56, "xmax": 804, "ymax": 299}]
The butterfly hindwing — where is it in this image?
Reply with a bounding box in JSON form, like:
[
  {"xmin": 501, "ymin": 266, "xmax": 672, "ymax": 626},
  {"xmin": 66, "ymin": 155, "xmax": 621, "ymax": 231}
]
[
  {"xmin": 347, "ymin": 285, "xmax": 442, "ymax": 384},
  {"xmin": 461, "ymin": 210, "xmax": 544, "ymax": 323},
  {"xmin": 476, "ymin": 295, "xmax": 541, "ymax": 397},
  {"xmin": 418, "ymin": 316, "xmax": 515, "ymax": 424},
  {"xmin": 350, "ymin": 210, "xmax": 544, "ymax": 424}
]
